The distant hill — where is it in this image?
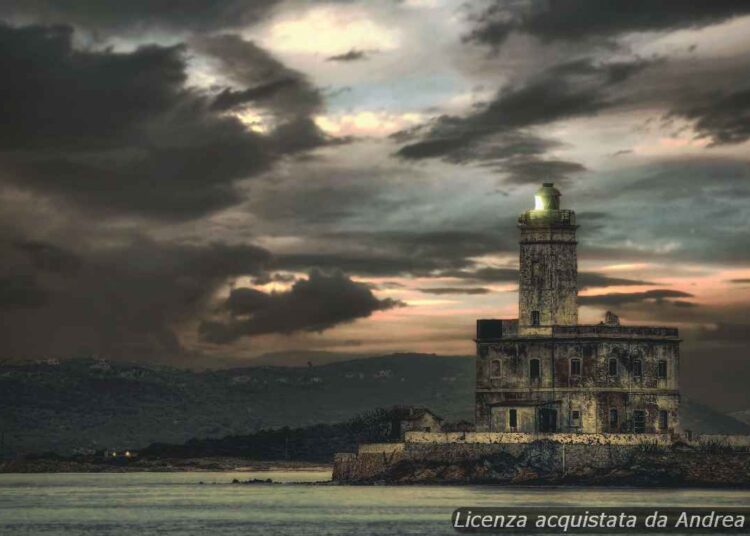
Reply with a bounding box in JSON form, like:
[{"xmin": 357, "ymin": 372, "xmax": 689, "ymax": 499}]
[
  {"xmin": 681, "ymin": 398, "xmax": 750, "ymax": 435},
  {"xmin": 729, "ymin": 408, "xmax": 750, "ymax": 427},
  {"xmin": 249, "ymin": 350, "xmax": 370, "ymax": 367},
  {"xmin": 1, "ymin": 355, "xmax": 747, "ymax": 457},
  {"xmin": 0, "ymin": 354, "xmax": 474, "ymax": 456}
]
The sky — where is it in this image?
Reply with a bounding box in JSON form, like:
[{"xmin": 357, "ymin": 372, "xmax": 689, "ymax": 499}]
[{"xmin": 0, "ymin": 1, "xmax": 749, "ymax": 410}]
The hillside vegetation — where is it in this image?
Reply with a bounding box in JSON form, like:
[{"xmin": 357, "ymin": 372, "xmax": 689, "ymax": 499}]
[{"xmin": 1, "ymin": 355, "xmax": 747, "ymax": 457}]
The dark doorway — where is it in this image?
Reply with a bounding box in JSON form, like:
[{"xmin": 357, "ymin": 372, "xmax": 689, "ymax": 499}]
[{"xmin": 538, "ymin": 408, "xmax": 557, "ymax": 432}]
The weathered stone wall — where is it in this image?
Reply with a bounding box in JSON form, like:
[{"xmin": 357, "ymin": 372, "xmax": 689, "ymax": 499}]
[
  {"xmin": 518, "ymin": 226, "xmax": 578, "ymax": 329},
  {"xmin": 358, "ymin": 443, "xmax": 405, "ymax": 454},
  {"xmin": 475, "ymin": 337, "xmax": 680, "ymax": 434},
  {"xmin": 333, "ymin": 434, "xmax": 750, "ymax": 485},
  {"xmin": 403, "ymin": 431, "xmax": 674, "ymax": 445},
  {"xmin": 401, "ymin": 441, "xmax": 634, "ymax": 471},
  {"xmin": 332, "ymin": 441, "xmax": 646, "ymax": 483},
  {"xmin": 331, "ymin": 453, "xmax": 357, "ymax": 481}
]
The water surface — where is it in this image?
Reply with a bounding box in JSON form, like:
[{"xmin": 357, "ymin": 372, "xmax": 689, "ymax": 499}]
[{"xmin": 1, "ymin": 471, "xmax": 748, "ymax": 535}]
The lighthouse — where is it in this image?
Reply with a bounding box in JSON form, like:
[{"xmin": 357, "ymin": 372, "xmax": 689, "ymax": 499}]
[
  {"xmin": 517, "ymin": 182, "xmax": 578, "ymax": 332},
  {"xmin": 474, "ymin": 183, "xmax": 681, "ymax": 435}
]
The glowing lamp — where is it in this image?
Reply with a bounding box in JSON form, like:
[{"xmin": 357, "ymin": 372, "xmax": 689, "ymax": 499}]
[{"xmin": 533, "ymin": 183, "xmax": 560, "ymax": 211}]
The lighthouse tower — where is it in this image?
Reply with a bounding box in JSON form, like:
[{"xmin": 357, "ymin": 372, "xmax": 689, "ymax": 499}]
[{"xmin": 517, "ymin": 183, "xmax": 578, "ymax": 333}]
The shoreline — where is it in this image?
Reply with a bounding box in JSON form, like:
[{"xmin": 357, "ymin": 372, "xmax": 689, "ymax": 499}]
[
  {"xmin": 0, "ymin": 457, "xmax": 332, "ymax": 474},
  {"xmin": 3, "ymin": 459, "xmax": 749, "ymax": 489}
]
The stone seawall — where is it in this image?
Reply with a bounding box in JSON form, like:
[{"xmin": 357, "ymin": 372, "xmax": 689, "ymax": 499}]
[
  {"xmin": 333, "ymin": 433, "xmax": 750, "ymax": 486},
  {"xmin": 404, "ymin": 431, "xmax": 675, "ymax": 445}
]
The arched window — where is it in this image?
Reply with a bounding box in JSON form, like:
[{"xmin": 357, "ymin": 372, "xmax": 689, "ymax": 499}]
[
  {"xmin": 531, "ymin": 310, "xmax": 540, "ymax": 326},
  {"xmin": 608, "ymin": 358, "xmax": 618, "ymax": 376},
  {"xmin": 490, "ymin": 359, "xmax": 502, "ymax": 378},
  {"xmin": 570, "ymin": 358, "xmax": 581, "ymax": 377}
]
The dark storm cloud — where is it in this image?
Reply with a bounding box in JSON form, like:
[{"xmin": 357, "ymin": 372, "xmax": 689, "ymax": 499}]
[
  {"xmin": 437, "ymin": 267, "xmax": 519, "ymax": 283},
  {"xmin": 210, "ymin": 78, "xmax": 301, "ymax": 112},
  {"xmin": 395, "ymin": 58, "xmax": 649, "ymax": 181},
  {"xmin": 276, "ymin": 229, "xmax": 511, "ymax": 276},
  {"xmin": 199, "ymin": 271, "xmax": 403, "ymax": 344},
  {"xmin": 730, "ymin": 278, "xmax": 750, "ymax": 284},
  {"xmin": 438, "ymin": 267, "xmax": 650, "ymax": 289},
  {"xmin": 466, "ymin": 0, "xmax": 750, "ymax": 48},
  {"xmin": 397, "ymin": 75, "xmax": 606, "ymax": 158},
  {"xmin": 0, "ymin": 0, "xmax": 280, "ymax": 33},
  {"xmin": 578, "ymin": 289, "xmax": 694, "ymax": 307},
  {"xmin": 326, "ymin": 49, "xmax": 369, "ymax": 62},
  {"xmin": 577, "ymin": 272, "xmax": 653, "ymax": 290},
  {"xmin": 672, "ymin": 88, "xmax": 750, "ymax": 145},
  {"xmin": 500, "ymin": 158, "xmax": 587, "ymax": 184},
  {"xmin": 418, "ymin": 287, "xmax": 490, "ymax": 295},
  {"xmin": 0, "ymin": 24, "xmax": 330, "ymax": 221},
  {"xmin": 0, "ymin": 25, "xmax": 184, "ymax": 151},
  {"xmin": 192, "ymin": 34, "xmax": 323, "ymax": 119},
  {"xmin": 277, "ymin": 252, "xmax": 445, "ymax": 276},
  {"xmin": 459, "ymin": 3, "xmax": 750, "ymax": 161},
  {"xmin": 0, "ymin": 234, "xmax": 272, "ymax": 360}
]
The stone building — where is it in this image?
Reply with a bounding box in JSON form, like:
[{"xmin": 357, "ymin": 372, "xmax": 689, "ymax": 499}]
[
  {"xmin": 388, "ymin": 407, "xmax": 443, "ymax": 439},
  {"xmin": 475, "ymin": 183, "xmax": 680, "ymax": 435}
]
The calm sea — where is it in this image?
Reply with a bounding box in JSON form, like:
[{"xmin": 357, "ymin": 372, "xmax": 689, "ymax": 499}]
[{"xmin": 1, "ymin": 470, "xmax": 748, "ymax": 535}]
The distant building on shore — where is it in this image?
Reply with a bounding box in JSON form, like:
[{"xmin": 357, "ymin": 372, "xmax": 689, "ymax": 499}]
[
  {"xmin": 475, "ymin": 183, "xmax": 680, "ymax": 435},
  {"xmin": 388, "ymin": 407, "xmax": 443, "ymax": 439}
]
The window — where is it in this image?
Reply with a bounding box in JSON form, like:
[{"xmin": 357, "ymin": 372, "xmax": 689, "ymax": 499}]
[
  {"xmin": 571, "ymin": 410, "xmax": 581, "ymax": 428},
  {"xmin": 508, "ymin": 409, "xmax": 518, "ymax": 431},
  {"xmin": 609, "ymin": 408, "xmax": 618, "ymax": 430},
  {"xmin": 570, "ymin": 358, "xmax": 581, "ymax": 377},
  {"xmin": 530, "ymin": 359, "xmax": 541, "ymax": 381},
  {"xmin": 608, "ymin": 358, "xmax": 618, "ymax": 376},
  {"xmin": 658, "ymin": 410, "xmax": 668, "ymax": 431},
  {"xmin": 633, "ymin": 358, "xmax": 642, "ymax": 377},
  {"xmin": 658, "ymin": 360, "xmax": 667, "ymax": 379},
  {"xmin": 633, "ymin": 410, "xmax": 646, "ymax": 433},
  {"xmin": 490, "ymin": 359, "xmax": 502, "ymax": 378},
  {"xmin": 531, "ymin": 310, "xmax": 540, "ymax": 326}
]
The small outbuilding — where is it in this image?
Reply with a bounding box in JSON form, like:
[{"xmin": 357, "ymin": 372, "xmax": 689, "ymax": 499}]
[{"xmin": 389, "ymin": 406, "xmax": 443, "ymax": 439}]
